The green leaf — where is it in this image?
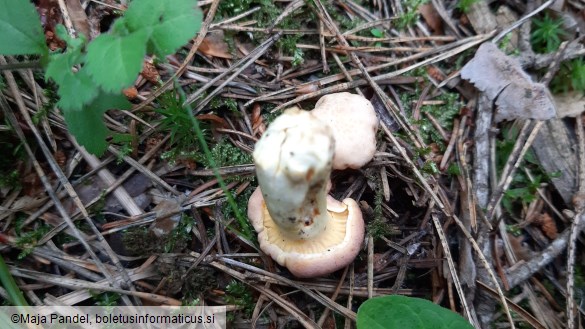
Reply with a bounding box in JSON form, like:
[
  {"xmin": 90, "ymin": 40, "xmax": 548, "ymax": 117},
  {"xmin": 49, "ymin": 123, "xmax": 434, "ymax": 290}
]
[
  {"xmin": 112, "ymin": 133, "xmax": 133, "ymax": 143},
  {"xmin": 63, "ymin": 92, "xmax": 131, "ymax": 156},
  {"xmin": 47, "ymin": 54, "xmax": 98, "ymax": 111},
  {"xmin": 85, "ymin": 30, "xmax": 148, "ymax": 92},
  {"xmin": 0, "ymin": 0, "xmax": 48, "ymax": 55},
  {"xmin": 370, "ymin": 28, "xmax": 384, "ymax": 38},
  {"xmin": 45, "ymin": 29, "xmax": 97, "ymax": 110},
  {"xmin": 45, "ymin": 45, "xmax": 83, "ymax": 86},
  {"xmin": 124, "ymin": 1, "xmax": 166, "ymax": 31},
  {"xmin": 123, "ymin": 0, "xmax": 202, "ymax": 56},
  {"xmin": 56, "ymin": 69, "xmax": 99, "ymax": 111},
  {"xmin": 357, "ymin": 295, "xmax": 473, "ymax": 329}
]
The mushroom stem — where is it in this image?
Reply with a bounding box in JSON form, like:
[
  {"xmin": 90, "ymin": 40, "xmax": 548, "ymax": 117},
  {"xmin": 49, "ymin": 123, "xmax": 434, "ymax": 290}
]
[{"xmin": 253, "ymin": 108, "xmax": 335, "ymax": 240}]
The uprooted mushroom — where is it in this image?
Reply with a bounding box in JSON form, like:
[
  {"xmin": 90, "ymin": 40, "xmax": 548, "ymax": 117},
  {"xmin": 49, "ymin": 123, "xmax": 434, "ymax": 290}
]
[{"xmin": 247, "ymin": 93, "xmax": 379, "ymax": 277}]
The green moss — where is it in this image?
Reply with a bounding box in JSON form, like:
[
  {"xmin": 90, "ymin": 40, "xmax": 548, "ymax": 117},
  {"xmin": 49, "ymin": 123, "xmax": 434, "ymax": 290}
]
[
  {"xmin": 121, "ymin": 227, "xmax": 153, "ymax": 256},
  {"xmin": 209, "ymin": 97, "xmax": 238, "ymax": 113},
  {"xmin": 164, "ymin": 214, "xmax": 195, "ymax": 253},
  {"xmin": 403, "ymin": 91, "xmax": 460, "ymax": 150},
  {"xmin": 0, "ymin": 169, "xmax": 20, "ymax": 189},
  {"xmin": 15, "ymin": 221, "xmax": 51, "ymax": 259},
  {"xmin": 496, "ymin": 125, "xmax": 553, "ymax": 215},
  {"xmin": 217, "ymin": 0, "xmax": 279, "ymax": 28},
  {"xmin": 156, "ymin": 259, "xmax": 218, "ymax": 301},
  {"xmin": 222, "ymin": 186, "xmax": 255, "ymax": 238},
  {"xmin": 421, "ymin": 160, "xmax": 439, "ymax": 175},
  {"xmin": 225, "ymin": 280, "xmax": 255, "ymax": 318},
  {"xmin": 447, "ymin": 163, "xmax": 461, "ymax": 176},
  {"xmin": 395, "ymin": 0, "xmax": 428, "ymax": 30},
  {"xmin": 367, "ymin": 181, "xmax": 398, "ymax": 238},
  {"xmin": 182, "ymin": 267, "xmax": 218, "ymax": 300},
  {"xmin": 551, "ymin": 58, "xmax": 585, "ymax": 94},
  {"xmin": 197, "ymin": 138, "xmax": 252, "ymax": 169},
  {"xmin": 122, "ymin": 214, "xmax": 194, "ymax": 255},
  {"xmin": 291, "ymin": 47, "xmax": 304, "ymax": 67},
  {"xmin": 455, "ymin": 0, "xmax": 478, "ymax": 13},
  {"xmin": 90, "ymin": 291, "xmax": 121, "ymax": 306}
]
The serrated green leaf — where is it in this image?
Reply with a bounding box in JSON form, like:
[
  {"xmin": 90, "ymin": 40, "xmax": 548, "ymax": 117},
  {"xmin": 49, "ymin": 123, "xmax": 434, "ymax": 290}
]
[
  {"xmin": 45, "ymin": 47, "xmax": 83, "ymax": 86},
  {"xmin": 85, "ymin": 30, "xmax": 148, "ymax": 92},
  {"xmin": 63, "ymin": 92, "xmax": 131, "ymax": 156},
  {"xmin": 45, "ymin": 31, "xmax": 96, "ymax": 110},
  {"xmin": 55, "ymin": 68, "xmax": 99, "ymax": 111},
  {"xmin": 0, "ymin": 0, "xmax": 48, "ymax": 55},
  {"xmin": 357, "ymin": 295, "xmax": 473, "ymax": 329},
  {"xmin": 54, "ymin": 24, "xmax": 85, "ymax": 49},
  {"xmin": 124, "ymin": 0, "xmax": 165, "ymax": 31},
  {"xmin": 123, "ymin": 0, "xmax": 201, "ymax": 56},
  {"xmin": 148, "ymin": 0, "xmax": 202, "ymax": 56}
]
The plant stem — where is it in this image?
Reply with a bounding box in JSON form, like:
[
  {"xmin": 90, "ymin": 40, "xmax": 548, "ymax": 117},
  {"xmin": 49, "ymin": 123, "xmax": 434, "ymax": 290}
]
[
  {"xmin": 0, "ymin": 255, "xmax": 28, "ymax": 306},
  {"xmin": 174, "ymin": 80, "xmax": 254, "ymax": 240}
]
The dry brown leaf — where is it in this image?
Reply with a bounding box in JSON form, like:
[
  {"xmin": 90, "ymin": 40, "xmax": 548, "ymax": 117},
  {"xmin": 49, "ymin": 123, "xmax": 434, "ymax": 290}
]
[
  {"xmin": 65, "ymin": 0, "xmax": 90, "ymax": 39},
  {"xmin": 199, "ymin": 31, "xmax": 232, "ymax": 59},
  {"xmin": 426, "ymin": 65, "xmax": 445, "ymax": 82},
  {"xmin": 506, "ymin": 233, "xmax": 534, "ymax": 262},
  {"xmin": 141, "ymin": 59, "xmax": 160, "ymax": 84},
  {"xmin": 150, "ymin": 198, "xmax": 183, "ymax": 237},
  {"xmin": 251, "ymin": 103, "xmax": 266, "ymax": 136},
  {"xmin": 54, "ymin": 150, "xmax": 66, "ymax": 168},
  {"xmin": 532, "ymin": 213, "xmax": 558, "ymax": 239},
  {"xmin": 461, "ymin": 42, "xmax": 556, "ymax": 122},
  {"xmin": 196, "ymin": 113, "xmax": 228, "ymax": 127},
  {"xmin": 553, "ymin": 91, "xmax": 585, "ymax": 118},
  {"xmin": 418, "ymin": 3, "xmax": 443, "ymax": 34}
]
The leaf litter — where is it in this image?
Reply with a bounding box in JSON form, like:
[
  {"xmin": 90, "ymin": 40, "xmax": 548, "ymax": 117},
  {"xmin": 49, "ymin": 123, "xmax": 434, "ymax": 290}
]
[
  {"xmin": 460, "ymin": 42, "xmax": 556, "ymax": 122},
  {"xmin": 1, "ymin": 0, "xmax": 585, "ymax": 328}
]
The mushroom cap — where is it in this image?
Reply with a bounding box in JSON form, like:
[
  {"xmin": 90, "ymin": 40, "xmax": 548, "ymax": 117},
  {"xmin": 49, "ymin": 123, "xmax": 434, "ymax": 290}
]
[
  {"xmin": 248, "ymin": 187, "xmax": 365, "ymax": 278},
  {"xmin": 311, "ymin": 92, "xmax": 379, "ymax": 170}
]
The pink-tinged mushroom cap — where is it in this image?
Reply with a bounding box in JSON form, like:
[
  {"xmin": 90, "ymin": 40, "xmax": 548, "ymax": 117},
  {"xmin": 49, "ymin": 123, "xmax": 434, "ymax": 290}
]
[
  {"xmin": 311, "ymin": 92, "xmax": 379, "ymax": 170},
  {"xmin": 248, "ymin": 187, "xmax": 364, "ymax": 278}
]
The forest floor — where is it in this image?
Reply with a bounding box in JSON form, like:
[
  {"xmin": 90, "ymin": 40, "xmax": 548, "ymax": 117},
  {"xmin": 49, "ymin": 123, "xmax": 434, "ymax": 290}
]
[{"xmin": 1, "ymin": 0, "xmax": 585, "ymax": 328}]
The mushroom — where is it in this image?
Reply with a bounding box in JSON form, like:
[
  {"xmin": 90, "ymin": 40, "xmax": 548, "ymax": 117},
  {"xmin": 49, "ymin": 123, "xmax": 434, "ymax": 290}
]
[
  {"xmin": 248, "ymin": 107, "xmax": 365, "ymax": 278},
  {"xmin": 311, "ymin": 92, "xmax": 379, "ymax": 170}
]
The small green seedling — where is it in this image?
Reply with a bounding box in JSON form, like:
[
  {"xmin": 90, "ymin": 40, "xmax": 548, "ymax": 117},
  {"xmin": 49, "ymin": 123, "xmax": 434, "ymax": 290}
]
[
  {"xmin": 396, "ymin": 0, "xmax": 428, "ymax": 30},
  {"xmin": 455, "ymin": 0, "xmax": 479, "ymax": 14},
  {"xmin": 357, "ymin": 295, "xmax": 473, "ymax": 329},
  {"xmin": 531, "ymin": 13, "xmax": 568, "ymax": 54},
  {"xmin": 0, "ymin": 0, "xmax": 202, "ymax": 155}
]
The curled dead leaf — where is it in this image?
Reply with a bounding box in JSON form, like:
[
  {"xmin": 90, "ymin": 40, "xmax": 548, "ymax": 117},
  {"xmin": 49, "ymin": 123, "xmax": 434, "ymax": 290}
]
[
  {"xmin": 461, "ymin": 42, "xmax": 556, "ymax": 122},
  {"xmin": 196, "ymin": 113, "xmax": 228, "ymax": 128},
  {"xmin": 531, "ymin": 213, "xmax": 558, "ymax": 239},
  {"xmin": 251, "ymin": 103, "xmax": 266, "ymax": 136},
  {"xmin": 123, "ymin": 87, "xmax": 138, "ymax": 99},
  {"xmin": 553, "ymin": 91, "xmax": 585, "ymax": 118},
  {"xmin": 141, "ymin": 59, "xmax": 160, "ymax": 84},
  {"xmin": 54, "ymin": 150, "xmax": 66, "ymax": 168},
  {"xmin": 418, "ymin": 3, "xmax": 443, "ymax": 34},
  {"xmin": 200, "ymin": 31, "xmax": 232, "ymax": 59},
  {"xmin": 295, "ymin": 83, "xmax": 320, "ymax": 95}
]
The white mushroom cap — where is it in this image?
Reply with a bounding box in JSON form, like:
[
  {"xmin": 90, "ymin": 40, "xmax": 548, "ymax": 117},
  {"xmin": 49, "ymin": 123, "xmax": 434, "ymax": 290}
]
[
  {"xmin": 248, "ymin": 188, "xmax": 364, "ymax": 278},
  {"xmin": 311, "ymin": 92, "xmax": 379, "ymax": 170}
]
